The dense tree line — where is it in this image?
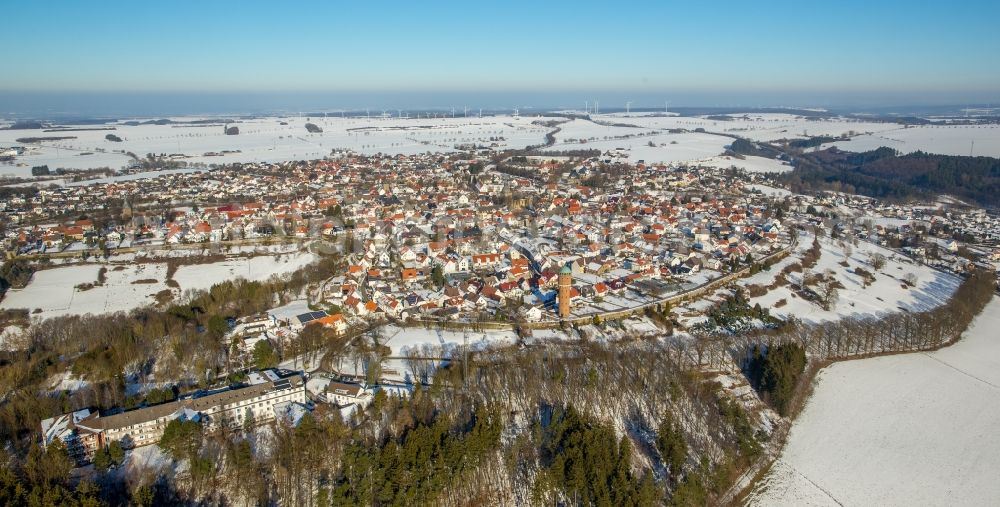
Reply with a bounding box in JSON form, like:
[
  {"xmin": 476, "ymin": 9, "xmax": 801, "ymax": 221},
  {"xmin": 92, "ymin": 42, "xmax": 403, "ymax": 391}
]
[
  {"xmin": 745, "ymin": 343, "xmax": 806, "ymax": 416},
  {"xmin": 736, "ymin": 269, "xmax": 994, "ymax": 363},
  {"xmin": 780, "ymin": 146, "xmax": 1000, "ymax": 206}
]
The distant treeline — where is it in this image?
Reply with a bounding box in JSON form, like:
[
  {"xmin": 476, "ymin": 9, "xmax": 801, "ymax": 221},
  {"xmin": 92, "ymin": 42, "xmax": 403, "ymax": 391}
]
[
  {"xmin": 15, "ymin": 136, "xmax": 77, "ymax": 143},
  {"xmin": 121, "ymin": 118, "xmax": 236, "ymax": 126},
  {"xmin": 780, "ymin": 147, "xmax": 1000, "ymax": 207},
  {"xmin": 3, "ymin": 120, "xmax": 47, "ymax": 130},
  {"xmin": 728, "ymin": 139, "xmax": 785, "ymax": 159},
  {"xmin": 44, "ymin": 127, "xmax": 117, "ymax": 133}
]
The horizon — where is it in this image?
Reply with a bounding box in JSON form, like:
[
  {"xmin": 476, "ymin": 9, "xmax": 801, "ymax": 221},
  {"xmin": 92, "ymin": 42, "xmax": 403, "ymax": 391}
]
[
  {"xmin": 2, "ymin": 90, "xmax": 998, "ymax": 119},
  {"xmin": 2, "ymin": 0, "xmax": 999, "ymax": 117}
]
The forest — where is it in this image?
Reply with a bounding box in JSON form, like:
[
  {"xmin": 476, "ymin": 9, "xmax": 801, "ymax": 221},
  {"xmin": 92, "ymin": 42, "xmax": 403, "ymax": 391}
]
[{"xmin": 779, "ymin": 146, "xmax": 1000, "ymax": 207}]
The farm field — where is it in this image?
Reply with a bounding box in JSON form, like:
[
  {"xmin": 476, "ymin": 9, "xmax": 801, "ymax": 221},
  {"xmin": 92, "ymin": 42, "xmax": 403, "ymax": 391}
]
[
  {"xmin": 0, "ymin": 115, "xmax": 552, "ymax": 177},
  {"xmin": 747, "ymin": 297, "xmax": 1000, "ymax": 506}
]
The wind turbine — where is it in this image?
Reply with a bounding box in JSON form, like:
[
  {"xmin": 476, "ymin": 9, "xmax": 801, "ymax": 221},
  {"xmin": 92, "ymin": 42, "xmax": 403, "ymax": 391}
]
[
  {"xmin": 626, "ymin": 101, "xmax": 632, "ymax": 114},
  {"xmin": 585, "ymin": 100, "xmax": 589, "ymax": 114}
]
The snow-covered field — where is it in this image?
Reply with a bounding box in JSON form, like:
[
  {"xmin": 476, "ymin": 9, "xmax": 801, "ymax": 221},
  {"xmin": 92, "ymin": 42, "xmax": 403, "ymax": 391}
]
[
  {"xmin": 595, "ymin": 113, "xmax": 1000, "ymax": 156},
  {"xmin": 4, "ymin": 113, "xmax": 997, "ymax": 178},
  {"xmin": 0, "ymin": 263, "xmax": 168, "ymax": 318},
  {"xmin": 546, "ymin": 130, "xmax": 732, "ymax": 164},
  {"xmin": 0, "ymin": 115, "xmax": 552, "ymax": 177},
  {"xmin": 599, "ymin": 113, "xmax": 902, "ymax": 143},
  {"xmin": 750, "ymin": 236, "xmax": 959, "ymax": 323},
  {"xmin": 172, "ymin": 251, "xmax": 316, "ymax": 293},
  {"xmin": 382, "ymin": 325, "xmax": 518, "ymax": 357},
  {"xmin": 747, "ymin": 183, "xmax": 793, "ymax": 197},
  {"xmin": 697, "ymin": 155, "xmax": 793, "ymax": 173},
  {"xmin": 821, "ymin": 124, "xmax": 1000, "ymax": 157},
  {"xmin": 552, "ymin": 118, "xmax": 654, "ymax": 142},
  {"xmin": 748, "ymin": 297, "xmax": 1000, "ymax": 506},
  {"xmin": 0, "ymin": 251, "xmax": 315, "ymax": 319}
]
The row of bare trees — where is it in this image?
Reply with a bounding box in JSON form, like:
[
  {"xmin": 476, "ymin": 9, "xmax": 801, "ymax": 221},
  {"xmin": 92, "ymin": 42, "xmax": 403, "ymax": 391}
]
[{"xmin": 727, "ymin": 269, "xmax": 995, "ymax": 367}]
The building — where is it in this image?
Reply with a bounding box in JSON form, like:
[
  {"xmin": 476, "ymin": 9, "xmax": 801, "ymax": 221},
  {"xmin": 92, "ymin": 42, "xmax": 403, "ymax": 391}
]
[
  {"xmin": 40, "ymin": 408, "xmax": 96, "ymax": 465},
  {"xmin": 323, "ymin": 381, "xmax": 371, "ymax": 406},
  {"xmin": 40, "ymin": 370, "xmax": 306, "ymax": 463},
  {"xmin": 558, "ymin": 264, "xmax": 573, "ymax": 318}
]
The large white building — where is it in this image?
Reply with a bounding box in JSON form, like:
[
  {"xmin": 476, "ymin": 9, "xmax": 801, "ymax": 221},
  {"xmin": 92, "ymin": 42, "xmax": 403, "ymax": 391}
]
[{"xmin": 41, "ymin": 370, "xmax": 307, "ymax": 463}]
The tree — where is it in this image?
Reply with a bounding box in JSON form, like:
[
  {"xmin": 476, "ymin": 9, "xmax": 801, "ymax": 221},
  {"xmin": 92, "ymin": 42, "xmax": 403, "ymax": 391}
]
[
  {"xmin": 430, "ymin": 265, "xmax": 445, "ymax": 289},
  {"xmin": 158, "ymin": 419, "xmax": 202, "ymax": 460},
  {"xmin": 818, "ymin": 279, "xmax": 840, "ymax": 311},
  {"xmin": 252, "ymin": 339, "xmax": 279, "ymax": 370},
  {"xmin": 206, "ymin": 314, "xmax": 228, "ymax": 340},
  {"xmin": 754, "ymin": 343, "xmax": 807, "ymax": 416},
  {"xmin": 242, "ymin": 408, "xmax": 256, "ymax": 432},
  {"xmin": 108, "ymin": 440, "xmax": 125, "ymax": 465},
  {"xmin": 656, "ymin": 414, "xmax": 688, "ymax": 480},
  {"xmin": 869, "ymin": 252, "xmax": 887, "ymax": 271},
  {"xmin": 24, "ymin": 441, "xmax": 73, "ymax": 487},
  {"xmin": 133, "ymin": 484, "xmax": 155, "ymax": 507}
]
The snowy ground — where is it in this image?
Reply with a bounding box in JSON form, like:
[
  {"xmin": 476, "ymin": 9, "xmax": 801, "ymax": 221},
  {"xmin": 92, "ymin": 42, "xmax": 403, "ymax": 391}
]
[
  {"xmin": 172, "ymin": 250, "xmax": 316, "ymax": 293},
  {"xmin": 5, "ymin": 114, "xmax": 996, "ymax": 177},
  {"xmin": 596, "ymin": 113, "xmax": 902, "ymax": 143},
  {"xmin": 748, "ymin": 297, "xmax": 1000, "ymax": 506},
  {"xmin": 381, "ymin": 325, "xmax": 518, "ymax": 357},
  {"xmin": 0, "ymin": 263, "xmax": 168, "ymax": 317},
  {"xmin": 545, "ymin": 130, "xmax": 731, "ymax": 164},
  {"xmin": 750, "ymin": 236, "xmax": 959, "ymax": 324},
  {"xmin": 0, "ymin": 251, "xmax": 314, "ymax": 319},
  {"xmin": 822, "ymin": 124, "xmax": 1000, "ymax": 157},
  {"xmin": 747, "ymin": 183, "xmax": 792, "ymax": 197},
  {"xmin": 593, "ymin": 113, "xmax": 1000, "ymax": 157},
  {"xmin": 0, "ymin": 115, "xmax": 552, "ymax": 177},
  {"xmin": 697, "ymin": 155, "xmax": 794, "ymax": 173}
]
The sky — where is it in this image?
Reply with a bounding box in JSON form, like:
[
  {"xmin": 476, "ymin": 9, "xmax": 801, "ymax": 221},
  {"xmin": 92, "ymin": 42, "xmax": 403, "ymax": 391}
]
[{"xmin": 1, "ymin": 0, "xmax": 999, "ymax": 115}]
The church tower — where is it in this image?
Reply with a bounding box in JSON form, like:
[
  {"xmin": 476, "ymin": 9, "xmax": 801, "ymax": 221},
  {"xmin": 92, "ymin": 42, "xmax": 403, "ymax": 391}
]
[{"xmin": 558, "ymin": 265, "xmax": 572, "ymax": 319}]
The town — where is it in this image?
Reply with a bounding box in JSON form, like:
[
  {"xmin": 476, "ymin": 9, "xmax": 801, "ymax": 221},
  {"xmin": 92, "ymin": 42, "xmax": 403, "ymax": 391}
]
[
  {"xmin": 2, "ymin": 140, "xmax": 996, "ymax": 472},
  {"xmin": 2, "ymin": 114, "xmax": 1000, "ymax": 506}
]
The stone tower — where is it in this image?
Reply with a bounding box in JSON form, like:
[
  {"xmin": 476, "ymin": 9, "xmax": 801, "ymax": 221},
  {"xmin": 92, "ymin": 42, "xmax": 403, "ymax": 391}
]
[{"xmin": 558, "ymin": 264, "xmax": 572, "ymax": 319}]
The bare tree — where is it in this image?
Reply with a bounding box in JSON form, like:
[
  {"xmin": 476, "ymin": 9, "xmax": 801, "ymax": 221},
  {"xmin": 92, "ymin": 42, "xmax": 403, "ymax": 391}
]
[{"xmin": 869, "ymin": 252, "xmax": 887, "ymax": 271}]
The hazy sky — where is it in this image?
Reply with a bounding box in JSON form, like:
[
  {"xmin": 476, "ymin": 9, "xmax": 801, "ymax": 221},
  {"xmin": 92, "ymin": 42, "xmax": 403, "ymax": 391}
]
[{"xmin": 2, "ymin": 0, "xmax": 998, "ymax": 112}]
